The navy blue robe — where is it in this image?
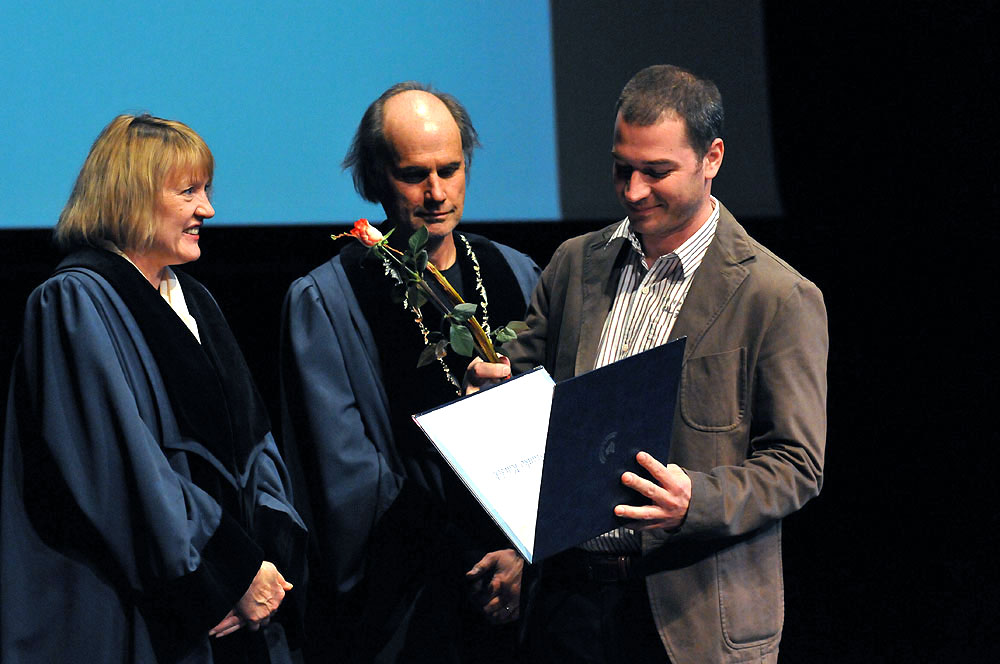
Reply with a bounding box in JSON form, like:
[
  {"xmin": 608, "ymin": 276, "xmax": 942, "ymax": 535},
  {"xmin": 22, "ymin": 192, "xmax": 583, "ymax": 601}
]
[
  {"xmin": 280, "ymin": 232, "xmax": 539, "ymax": 662},
  {"xmin": 1, "ymin": 249, "xmax": 307, "ymax": 663}
]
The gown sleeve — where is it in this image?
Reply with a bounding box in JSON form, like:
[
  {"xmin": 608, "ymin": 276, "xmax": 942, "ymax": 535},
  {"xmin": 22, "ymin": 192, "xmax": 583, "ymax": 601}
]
[
  {"xmin": 248, "ymin": 432, "xmax": 309, "ymax": 587},
  {"xmin": 279, "ymin": 269, "xmax": 403, "ymax": 595}
]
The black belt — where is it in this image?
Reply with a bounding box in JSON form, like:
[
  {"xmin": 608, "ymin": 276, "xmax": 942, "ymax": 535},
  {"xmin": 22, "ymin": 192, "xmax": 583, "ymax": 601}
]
[{"xmin": 544, "ymin": 548, "xmax": 644, "ymax": 584}]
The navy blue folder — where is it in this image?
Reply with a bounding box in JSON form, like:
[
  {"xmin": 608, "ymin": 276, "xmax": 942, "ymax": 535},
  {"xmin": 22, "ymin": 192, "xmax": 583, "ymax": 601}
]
[
  {"xmin": 532, "ymin": 336, "xmax": 686, "ymax": 561},
  {"xmin": 413, "ymin": 336, "xmax": 686, "ymax": 562}
]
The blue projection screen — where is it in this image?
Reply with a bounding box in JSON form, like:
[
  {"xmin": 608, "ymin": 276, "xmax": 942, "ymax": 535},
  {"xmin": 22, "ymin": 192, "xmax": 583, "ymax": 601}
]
[{"xmin": 0, "ymin": 2, "xmax": 559, "ymax": 228}]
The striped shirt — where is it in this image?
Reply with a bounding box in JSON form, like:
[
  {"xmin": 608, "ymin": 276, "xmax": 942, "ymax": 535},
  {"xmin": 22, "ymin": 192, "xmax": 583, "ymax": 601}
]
[{"xmin": 581, "ymin": 197, "xmax": 720, "ymax": 553}]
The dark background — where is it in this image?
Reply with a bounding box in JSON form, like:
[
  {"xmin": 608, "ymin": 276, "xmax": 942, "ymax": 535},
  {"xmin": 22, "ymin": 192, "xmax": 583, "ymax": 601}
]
[{"xmin": 1, "ymin": 2, "xmax": 996, "ymax": 660}]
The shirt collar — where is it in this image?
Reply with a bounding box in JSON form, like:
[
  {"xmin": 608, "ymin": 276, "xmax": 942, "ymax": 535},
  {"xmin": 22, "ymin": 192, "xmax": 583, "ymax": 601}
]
[{"xmin": 607, "ymin": 196, "xmax": 721, "ymax": 273}]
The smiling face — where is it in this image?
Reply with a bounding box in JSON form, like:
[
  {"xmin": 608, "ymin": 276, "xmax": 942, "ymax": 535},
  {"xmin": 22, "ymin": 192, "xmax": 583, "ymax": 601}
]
[
  {"xmin": 130, "ymin": 169, "xmax": 214, "ymax": 285},
  {"xmin": 612, "ymin": 111, "xmax": 723, "ymax": 258},
  {"xmin": 379, "ymin": 90, "xmax": 466, "ymax": 243}
]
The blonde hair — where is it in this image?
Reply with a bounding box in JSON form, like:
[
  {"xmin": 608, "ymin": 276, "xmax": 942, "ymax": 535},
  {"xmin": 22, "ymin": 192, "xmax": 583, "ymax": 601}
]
[{"xmin": 55, "ymin": 114, "xmax": 214, "ymax": 251}]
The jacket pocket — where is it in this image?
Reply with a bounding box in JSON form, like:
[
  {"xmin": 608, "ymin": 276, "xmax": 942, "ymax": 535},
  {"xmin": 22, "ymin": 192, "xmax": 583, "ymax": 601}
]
[
  {"xmin": 717, "ymin": 526, "xmax": 783, "ymax": 647},
  {"xmin": 680, "ymin": 348, "xmax": 746, "ymax": 431}
]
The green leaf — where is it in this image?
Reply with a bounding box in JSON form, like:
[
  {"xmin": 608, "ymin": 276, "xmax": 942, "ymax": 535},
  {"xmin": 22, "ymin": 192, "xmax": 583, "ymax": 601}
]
[
  {"xmin": 494, "ymin": 326, "xmax": 518, "ymax": 344},
  {"xmin": 416, "ymin": 345, "xmax": 438, "ymax": 368},
  {"xmin": 415, "ymin": 250, "xmax": 429, "ymax": 273},
  {"xmin": 402, "ymin": 250, "xmax": 416, "ymax": 271},
  {"xmin": 408, "ymin": 226, "xmax": 429, "ymax": 253},
  {"xmin": 450, "ymin": 324, "xmax": 475, "ymax": 357},
  {"xmin": 448, "ymin": 302, "xmax": 478, "ymax": 323},
  {"xmin": 407, "ymin": 285, "xmax": 427, "ymax": 309},
  {"xmin": 506, "ymin": 320, "xmax": 529, "ymax": 333}
]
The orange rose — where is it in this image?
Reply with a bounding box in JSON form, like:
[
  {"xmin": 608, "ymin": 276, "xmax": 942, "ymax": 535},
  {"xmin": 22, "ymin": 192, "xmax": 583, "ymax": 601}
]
[{"xmin": 350, "ymin": 218, "xmax": 384, "ymax": 247}]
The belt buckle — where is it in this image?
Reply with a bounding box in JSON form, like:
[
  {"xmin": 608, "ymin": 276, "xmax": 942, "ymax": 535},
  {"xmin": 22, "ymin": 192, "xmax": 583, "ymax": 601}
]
[
  {"xmin": 585, "ymin": 554, "xmax": 633, "ymax": 583},
  {"xmin": 616, "ymin": 555, "xmax": 631, "ymax": 581}
]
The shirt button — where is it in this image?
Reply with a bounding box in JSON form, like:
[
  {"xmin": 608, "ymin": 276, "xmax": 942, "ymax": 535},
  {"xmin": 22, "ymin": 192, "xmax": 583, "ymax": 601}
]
[{"xmin": 641, "ymin": 286, "xmax": 649, "ymax": 295}]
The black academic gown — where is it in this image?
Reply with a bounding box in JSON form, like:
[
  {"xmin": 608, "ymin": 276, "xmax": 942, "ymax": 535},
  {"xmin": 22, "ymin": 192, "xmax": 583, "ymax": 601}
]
[{"xmin": 0, "ymin": 248, "xmax": 307, "ymax": 663}]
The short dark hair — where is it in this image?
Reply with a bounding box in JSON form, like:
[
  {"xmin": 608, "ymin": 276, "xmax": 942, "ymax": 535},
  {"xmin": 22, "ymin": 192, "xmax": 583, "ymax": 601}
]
[
  {"xmin": 342, "ymin": 81, "xmax": 480, "ymax": 204},
  {"xmin": 616, "ymin": 65, "xmax": 724, "ymax": 158}
]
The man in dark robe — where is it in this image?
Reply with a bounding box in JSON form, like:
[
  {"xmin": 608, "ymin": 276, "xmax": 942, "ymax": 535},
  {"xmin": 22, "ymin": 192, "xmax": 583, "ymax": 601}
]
[{"xmin": 280, "ymin": 82, "xmax": 539, "ymax": 662}]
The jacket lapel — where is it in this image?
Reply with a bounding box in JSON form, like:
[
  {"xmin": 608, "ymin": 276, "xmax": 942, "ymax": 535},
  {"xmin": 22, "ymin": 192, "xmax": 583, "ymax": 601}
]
[
  {"xmin": 670, "ymin": 205, "xmax": 755, "ymax": 359},
  {"xmin": 574, "ymin": 226, "xmax": 630, "ymax": 375}
]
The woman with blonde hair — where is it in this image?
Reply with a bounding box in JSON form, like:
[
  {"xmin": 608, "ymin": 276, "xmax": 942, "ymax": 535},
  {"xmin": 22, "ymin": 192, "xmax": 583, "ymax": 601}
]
[{"xmin": 0, "ymin": 114, "xmax": 306, "ymax": 663}]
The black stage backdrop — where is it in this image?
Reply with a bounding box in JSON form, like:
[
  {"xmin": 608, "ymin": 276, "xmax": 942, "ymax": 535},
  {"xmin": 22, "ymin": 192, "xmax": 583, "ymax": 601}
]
[{"xmin": 1, "ymin": 3, "xmax": 995, "ymax": 661}]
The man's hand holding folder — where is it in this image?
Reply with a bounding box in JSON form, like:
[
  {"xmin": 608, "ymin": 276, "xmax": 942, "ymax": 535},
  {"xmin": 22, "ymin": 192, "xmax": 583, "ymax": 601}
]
[
  {"xmin": 463, "ymin": 356, "xmax": 511, "ymax": 394},
  {"xmin": 616, "ymin": 451, "xmax": 691, "ymax": 531},
  {"xmin": 465, "ymin": 357, "xmax": 691, "ymax": 533}
]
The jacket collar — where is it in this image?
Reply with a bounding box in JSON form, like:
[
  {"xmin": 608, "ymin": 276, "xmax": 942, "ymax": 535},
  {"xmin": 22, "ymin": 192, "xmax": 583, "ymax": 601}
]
[
  {"xmin": 576, "ymin": 224, "xmax": 631, "ymax": 375},
  {"xmin": 669, "ymin": 203, "xmax": 755, "ymax": 359},
  {"xmin": 576, "ymin": 203, "xmax": 755, "ymax": 369}
]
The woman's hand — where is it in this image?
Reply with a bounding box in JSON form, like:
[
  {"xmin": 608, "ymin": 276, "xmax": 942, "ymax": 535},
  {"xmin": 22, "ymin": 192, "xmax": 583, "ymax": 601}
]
[{"xmin": 208, "ymin": 561, "xmax": 293, "ymax": 638}]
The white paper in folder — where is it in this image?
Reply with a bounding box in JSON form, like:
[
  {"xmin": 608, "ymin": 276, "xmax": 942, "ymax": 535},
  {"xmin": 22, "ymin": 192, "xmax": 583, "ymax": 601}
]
[{"xmin": 412, "ymin": 367, "xmax": 554, "ymax": 561}]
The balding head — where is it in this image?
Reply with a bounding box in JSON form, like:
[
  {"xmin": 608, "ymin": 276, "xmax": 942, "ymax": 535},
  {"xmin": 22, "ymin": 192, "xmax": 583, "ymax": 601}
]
[
  {"xmin": 342, "ymin": 81, "xmax": 479, "ymax": 205},
  {"xmin": 382, "ymin": 90, "xmax": 461, "ymax": 161}
]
